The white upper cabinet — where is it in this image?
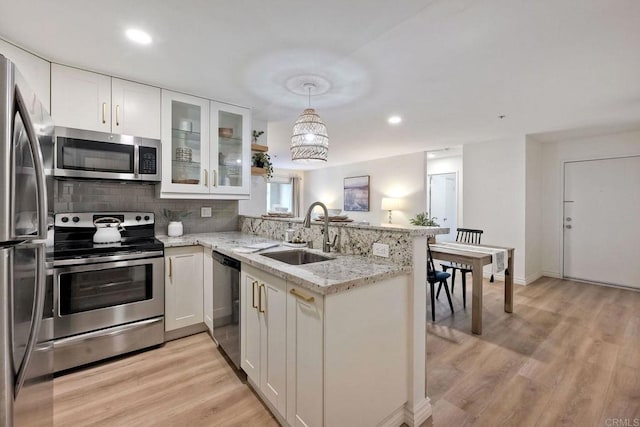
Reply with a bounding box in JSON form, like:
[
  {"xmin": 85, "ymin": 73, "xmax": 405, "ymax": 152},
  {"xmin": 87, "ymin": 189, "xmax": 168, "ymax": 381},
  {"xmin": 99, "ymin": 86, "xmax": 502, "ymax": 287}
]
[
  {"xmin": 0, "ymin": 39, "xmax": 51, "ymax": 110},
  {"xmin": 210, "ymin": 101, "xmax": 251, "ymax": 196},
  {"xmin": 111, "ymin": 78, "xmax": 161, "ymax": 139},
  {"xmin": 159, "ymin": 90, "xmax": 251, "ymax": 199},
  {"xmin": 51, "ymin": 64, "xmax": 160, "ymax": 138}
]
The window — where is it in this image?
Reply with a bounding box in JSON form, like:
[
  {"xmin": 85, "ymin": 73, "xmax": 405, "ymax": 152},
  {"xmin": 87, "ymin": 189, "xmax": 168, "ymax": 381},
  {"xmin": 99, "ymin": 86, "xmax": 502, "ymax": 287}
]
[{"xmin": 266, "ymin": 176, "xmax": 299, "ymax": 214}]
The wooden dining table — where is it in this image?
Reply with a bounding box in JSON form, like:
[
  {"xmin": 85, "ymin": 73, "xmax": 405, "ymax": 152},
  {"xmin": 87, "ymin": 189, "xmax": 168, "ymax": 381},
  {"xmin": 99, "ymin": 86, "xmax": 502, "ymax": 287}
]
[{"xmin": 429, "ymin": 242, "xmax": 515, "ymax": 335}]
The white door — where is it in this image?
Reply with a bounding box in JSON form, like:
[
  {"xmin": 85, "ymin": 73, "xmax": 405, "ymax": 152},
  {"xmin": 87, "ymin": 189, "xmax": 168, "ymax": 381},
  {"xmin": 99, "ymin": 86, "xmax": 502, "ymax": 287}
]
[
  {"xmin": 111, "ymin": 78, "xmax": 161, "ymax": 139},
  {"xmin": 241, "ymin": 273, "xmax": 261, "ymax": 384},
  {"xmin": 428, "ymin": 173, "xmax": 457, "ymax": 241},
  {"xmin": 563, "ymin": 156, "xmax": 640, "ymax": 289},
  {"xmin": 165, "ymin": 247, "xmax": 204, "ymax": 331},
  {"xmin": 260, "ymin": 280, "xmax": 287, "ymax": 414},
  {"xmin": 51, "ymin": 64, "xmax": 111, "ymax": 132}
]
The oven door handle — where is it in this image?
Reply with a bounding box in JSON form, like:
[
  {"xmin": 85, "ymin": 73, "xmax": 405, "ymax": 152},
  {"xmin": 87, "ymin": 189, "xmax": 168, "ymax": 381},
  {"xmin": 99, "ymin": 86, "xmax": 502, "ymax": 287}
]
[{"xmin": 53, "ymin": 317, "xmax": 163, "ymax": 349}]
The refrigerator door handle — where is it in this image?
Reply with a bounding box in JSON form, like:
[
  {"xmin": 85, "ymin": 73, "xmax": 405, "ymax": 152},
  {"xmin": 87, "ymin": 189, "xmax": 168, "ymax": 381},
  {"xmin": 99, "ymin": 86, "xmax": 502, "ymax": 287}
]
[
  {"xmin": 14, "ymin": 86, "xmax": 48, "ymax": 240},
  {"xmin": 14, "ymin": 244, "xmax": 46, "ymax": 398}
]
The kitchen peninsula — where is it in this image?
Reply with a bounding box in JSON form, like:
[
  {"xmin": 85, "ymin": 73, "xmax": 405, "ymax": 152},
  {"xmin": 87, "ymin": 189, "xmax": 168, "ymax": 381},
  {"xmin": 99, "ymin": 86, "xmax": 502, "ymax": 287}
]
[{"xmin": 159, "ymin": 218, "xmax": 448, "ymax": 427}]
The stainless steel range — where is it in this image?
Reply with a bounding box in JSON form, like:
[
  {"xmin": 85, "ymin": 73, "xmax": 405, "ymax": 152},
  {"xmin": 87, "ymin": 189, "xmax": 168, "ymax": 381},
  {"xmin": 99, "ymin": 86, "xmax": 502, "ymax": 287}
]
[{"xmin": 48, "ymin": 212, "xmax": 164, "ymax": 372}]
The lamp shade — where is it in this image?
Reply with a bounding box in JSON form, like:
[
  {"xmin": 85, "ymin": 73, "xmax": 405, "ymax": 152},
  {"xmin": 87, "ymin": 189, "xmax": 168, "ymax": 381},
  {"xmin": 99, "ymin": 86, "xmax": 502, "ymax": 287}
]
[
  {"xmin": 291, "ymin": 108, "xmax": 329, "ymax": 162},
  {"xmin": 381, "ymin": 197, "xmax": 402, "ymax": 211}
]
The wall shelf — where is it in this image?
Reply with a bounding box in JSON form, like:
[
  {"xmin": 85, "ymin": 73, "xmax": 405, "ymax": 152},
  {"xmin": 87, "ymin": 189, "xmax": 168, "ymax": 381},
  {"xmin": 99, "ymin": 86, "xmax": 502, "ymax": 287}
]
[
  {"xmin": 251, "ymin": 143, "xmax": 268, "ymax": 152},
  {"xmin": 251, "ymin": 166, "xmax": 268, "ymax": 176}
]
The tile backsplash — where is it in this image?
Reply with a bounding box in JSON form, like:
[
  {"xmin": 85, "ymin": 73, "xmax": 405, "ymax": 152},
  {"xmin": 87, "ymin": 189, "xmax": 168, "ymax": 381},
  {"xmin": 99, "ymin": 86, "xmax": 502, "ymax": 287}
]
[{"xmin": 54, "ymin": 180, "xmax": 238, "ymax": 234}]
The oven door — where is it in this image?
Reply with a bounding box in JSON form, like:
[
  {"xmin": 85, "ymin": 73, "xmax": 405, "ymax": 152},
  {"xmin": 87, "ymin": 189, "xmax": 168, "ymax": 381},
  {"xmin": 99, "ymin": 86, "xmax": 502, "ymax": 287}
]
[{"xmin": 52, "ymin": 256, "xmax": 164, "ymax": 338}]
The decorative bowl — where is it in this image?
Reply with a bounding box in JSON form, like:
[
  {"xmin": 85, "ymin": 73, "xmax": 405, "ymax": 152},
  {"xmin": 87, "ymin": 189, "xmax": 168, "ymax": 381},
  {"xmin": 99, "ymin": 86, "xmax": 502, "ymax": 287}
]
[
  {"xmin": 327, "ymin": 209, "xmax": 342, "ymax": 216},
  {"xmin": 219, "ymin": 127, "xmax": 233, "ymax": 138}
]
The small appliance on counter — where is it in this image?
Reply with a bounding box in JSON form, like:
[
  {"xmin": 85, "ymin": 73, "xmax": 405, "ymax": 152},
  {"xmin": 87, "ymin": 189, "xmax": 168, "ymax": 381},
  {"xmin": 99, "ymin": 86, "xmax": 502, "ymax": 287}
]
[{"xmin": 49, "ymin": 212, "xmax": 165, "ymax": 373}]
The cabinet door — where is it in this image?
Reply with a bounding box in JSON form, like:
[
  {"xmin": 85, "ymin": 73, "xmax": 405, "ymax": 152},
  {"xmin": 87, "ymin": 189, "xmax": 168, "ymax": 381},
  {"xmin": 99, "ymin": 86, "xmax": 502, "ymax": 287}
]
[
  {"xmin": 0, "ymin": 39, "xmax": 51, "ymax": 110},
  {"xmin": 161, "ymin": 90, "xmax": 210, "ymax": 194},
  {"xmin": 210, "ymin": 101, "xmax": 251, "ymax": 196},
  {"xmin": 51, "ymin": 64, "xmax": 111, "ymax": 132},
  {"xmin": 165, "ymin": 246, "xmax": 204, "ymax": 331},
  {"xmin": 111, "ymin": 78, "xmax": 161, "ymax": 139},
  {"xmin": 287, "ymin": 285, "xmax": 324, "ymax": 427},
  {"xmin": 203, "ymin": 248, "xmax": 213, "ymax": 334},
  {"xmin": 241, "ymin": 272, "xmax": 261, "ymax": 384},
  {"xmin": 259, "ymin": 275, "xmax": 287, "ymax": 415}
]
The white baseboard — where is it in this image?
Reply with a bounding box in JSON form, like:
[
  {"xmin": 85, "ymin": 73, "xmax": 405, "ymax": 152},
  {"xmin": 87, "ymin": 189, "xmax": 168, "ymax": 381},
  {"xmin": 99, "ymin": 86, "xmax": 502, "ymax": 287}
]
[
  {"xmin": 378, "ymin": 404, "xmax": 406, "ymax": 427},
  {"xmin": 481, "ymin": 271, "xmax": 526, "ymax": 286},
  {"xmin": 402, "ymin": 397, "xmax": 432, "ymax": 427},
  {"xmin": 542, "ymin": 270, "xmax": 562, "ymax": 278}
]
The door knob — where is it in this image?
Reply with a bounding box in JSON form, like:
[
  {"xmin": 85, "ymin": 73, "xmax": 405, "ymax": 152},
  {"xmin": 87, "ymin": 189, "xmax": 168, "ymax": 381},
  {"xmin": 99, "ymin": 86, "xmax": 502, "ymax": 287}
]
[
  {"xmin": 565, "ymin": 225, "xmax": 572, "ymax": 229},
  {"xmin": 566, "ymin": 217, "xmax": 572, "ymax": 221}
]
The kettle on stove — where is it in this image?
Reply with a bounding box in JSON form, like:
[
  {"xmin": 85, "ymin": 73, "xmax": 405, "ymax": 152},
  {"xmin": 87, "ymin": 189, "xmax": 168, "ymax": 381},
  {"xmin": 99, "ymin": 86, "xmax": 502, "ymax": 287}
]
[{"xmin": 93, "ymin": 217, "xmax": 125, "ymax": 244}]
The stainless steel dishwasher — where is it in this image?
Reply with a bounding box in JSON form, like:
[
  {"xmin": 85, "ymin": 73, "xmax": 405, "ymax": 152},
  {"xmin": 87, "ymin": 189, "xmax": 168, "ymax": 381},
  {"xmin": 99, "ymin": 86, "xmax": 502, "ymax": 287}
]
[{"xmin": 211, "ymin": 251, "xmax": 241, "ymax": 368}]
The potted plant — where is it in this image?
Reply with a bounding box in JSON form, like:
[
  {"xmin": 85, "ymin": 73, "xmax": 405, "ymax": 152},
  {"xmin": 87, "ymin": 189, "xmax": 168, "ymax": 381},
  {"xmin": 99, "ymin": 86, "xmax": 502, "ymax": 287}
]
[
  {"xmin": 163, "ymin": 209, "xmax": 191, "ymax": 237},
  {"xmin": 252, "ymin": 152, "xmax": 273, "ymax": 179},
  {"xmin": 410, "ymin": 212, "xmax": 439, "ymax": 243},
  {"xmin": 252, "ymin": 130, "xmax": 264, "ymax": 144},
  {"xmin": 410, "ymin": 212, "xmax": 439, "ymax": 227}
]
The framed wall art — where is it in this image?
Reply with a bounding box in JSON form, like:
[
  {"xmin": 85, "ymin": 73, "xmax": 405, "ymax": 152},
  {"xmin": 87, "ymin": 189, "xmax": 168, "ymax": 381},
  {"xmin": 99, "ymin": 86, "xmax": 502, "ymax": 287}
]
[{"xmin": 343, "ymin": 175, "xmax": 370, "ymax": 212}]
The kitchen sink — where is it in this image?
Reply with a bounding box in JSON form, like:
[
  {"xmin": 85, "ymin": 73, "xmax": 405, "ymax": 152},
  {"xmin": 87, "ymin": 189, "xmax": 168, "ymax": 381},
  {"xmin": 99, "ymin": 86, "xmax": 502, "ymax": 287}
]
[{"xmin": 261, "ymin": 249, "xmax": 333, "ymax": 265}]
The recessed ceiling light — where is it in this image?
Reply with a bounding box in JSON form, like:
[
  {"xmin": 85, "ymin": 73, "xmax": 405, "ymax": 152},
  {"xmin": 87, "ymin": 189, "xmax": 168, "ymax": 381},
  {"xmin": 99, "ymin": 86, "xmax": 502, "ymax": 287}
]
[
  {"xmin": 388, "ymin": 115, "xmax": 402, "ymax": 125},
  {"xmin": 126, "ymin": 28, "xmax": 152, "ymax": 45}
]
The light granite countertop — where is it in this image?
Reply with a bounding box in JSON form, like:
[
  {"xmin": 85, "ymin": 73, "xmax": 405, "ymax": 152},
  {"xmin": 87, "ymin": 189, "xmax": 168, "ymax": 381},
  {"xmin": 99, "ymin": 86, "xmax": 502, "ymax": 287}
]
[
  {"xmin": 157, "ymin": 232, "xmax": 412, "ymax": 295},
  {"xmin": 240, "ymin": 215, "xmax": 449, "ymax": 237}
]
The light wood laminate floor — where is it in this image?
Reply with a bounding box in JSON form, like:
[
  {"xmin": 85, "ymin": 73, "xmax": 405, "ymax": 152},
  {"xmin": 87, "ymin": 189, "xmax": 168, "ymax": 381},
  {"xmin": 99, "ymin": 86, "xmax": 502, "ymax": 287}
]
[{"xmin": 54, "ymin": 276, "xmax": 640, "ymax": 426}]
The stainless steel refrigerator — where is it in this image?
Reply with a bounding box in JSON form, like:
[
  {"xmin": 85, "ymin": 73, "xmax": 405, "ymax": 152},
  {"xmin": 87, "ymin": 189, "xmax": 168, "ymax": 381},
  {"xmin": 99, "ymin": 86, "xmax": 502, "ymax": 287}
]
[{"xmin": 0, "ymin": 54, "xmax": 54, "ymax": 426}]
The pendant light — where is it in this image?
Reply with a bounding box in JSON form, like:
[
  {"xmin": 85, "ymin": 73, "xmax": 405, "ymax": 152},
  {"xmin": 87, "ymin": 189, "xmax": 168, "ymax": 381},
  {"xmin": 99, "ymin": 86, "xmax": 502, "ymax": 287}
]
[{"xmin": 290, "ymin": 83, "xmax": 329, "ymax": 162}]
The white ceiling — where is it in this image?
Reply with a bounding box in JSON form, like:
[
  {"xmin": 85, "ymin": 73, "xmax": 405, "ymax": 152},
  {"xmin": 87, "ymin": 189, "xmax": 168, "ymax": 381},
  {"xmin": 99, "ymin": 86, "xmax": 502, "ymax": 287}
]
[{"xmin": 2, "ymin": 0, "xmax": 639, "ymax": 169}]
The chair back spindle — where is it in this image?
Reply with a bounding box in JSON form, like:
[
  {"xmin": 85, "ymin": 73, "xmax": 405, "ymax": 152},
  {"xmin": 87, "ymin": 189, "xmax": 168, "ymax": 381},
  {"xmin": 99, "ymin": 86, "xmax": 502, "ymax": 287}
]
[{"xmin": 456, "ymin": 228, "xmax": 483, "ymax": 245}]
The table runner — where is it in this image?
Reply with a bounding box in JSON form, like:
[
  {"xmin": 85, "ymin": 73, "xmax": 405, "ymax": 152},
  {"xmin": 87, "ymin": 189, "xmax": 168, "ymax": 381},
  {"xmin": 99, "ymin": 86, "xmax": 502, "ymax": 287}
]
[{"xmin": 431, "ymin": 242, "xmax": 508, "ymax": 273}]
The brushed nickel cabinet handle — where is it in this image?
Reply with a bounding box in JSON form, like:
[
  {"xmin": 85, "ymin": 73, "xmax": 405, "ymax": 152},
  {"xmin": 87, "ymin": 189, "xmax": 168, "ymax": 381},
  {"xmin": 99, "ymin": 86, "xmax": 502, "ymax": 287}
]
[
  {"xmin": 252, "ymin": 280, "xmax": 258, "ymax": 309},
  {"xmin": 204, "ymin": 169, "xmax": 208, "ymax": 187},
  {"xmin": 290, "ymin": 288, "xmax": 315, "ymax": 303},
  {"xmin": 115, "ymin": 105, "xmax": 120, "ymax": 126},
  {"xmin": 168, "ymin": 258, "xmax": 173, "ymax": 278},
  {"xmin": 212, "ymin": 169, "xmax": 217, "ymax": 187},
  {"xmin": 102, "ymin": 102, "xmax": 107, "ymax": 124}
]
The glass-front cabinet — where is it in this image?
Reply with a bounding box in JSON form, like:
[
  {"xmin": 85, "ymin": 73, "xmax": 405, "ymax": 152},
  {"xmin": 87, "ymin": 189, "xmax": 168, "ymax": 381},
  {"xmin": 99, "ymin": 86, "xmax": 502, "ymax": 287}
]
[
  {"xmin": 210, "ymin": 101, "xmax": 251, "ymax": 196},
  {"xmin": 160, "ymin": 91, "xmax": 250, "ymax": 198}
]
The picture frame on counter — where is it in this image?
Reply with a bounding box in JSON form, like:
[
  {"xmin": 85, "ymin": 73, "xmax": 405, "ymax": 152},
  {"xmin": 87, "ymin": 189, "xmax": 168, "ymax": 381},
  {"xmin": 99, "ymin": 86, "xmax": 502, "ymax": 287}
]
[{"xmin": 344, "ymin": 175, "xmax": 370, "ymax": 212}]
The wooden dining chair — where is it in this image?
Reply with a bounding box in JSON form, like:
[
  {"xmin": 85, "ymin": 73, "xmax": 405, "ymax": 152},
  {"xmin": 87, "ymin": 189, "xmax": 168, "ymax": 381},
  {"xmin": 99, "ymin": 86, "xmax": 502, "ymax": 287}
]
[
  {"xmin": 437, "ymin": 228, "xmax": 483, "ymax": 309},
  {"xmin": 428, "ymin": 241, "xmax": 454, "ymax": 321}
]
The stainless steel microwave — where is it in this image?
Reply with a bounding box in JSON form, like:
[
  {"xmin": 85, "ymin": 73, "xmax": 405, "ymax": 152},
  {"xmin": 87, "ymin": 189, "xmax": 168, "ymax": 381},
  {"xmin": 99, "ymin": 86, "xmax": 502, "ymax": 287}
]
[{"xmin": 53, "ymin": 127, "xmax": 161, "ymax": 182}]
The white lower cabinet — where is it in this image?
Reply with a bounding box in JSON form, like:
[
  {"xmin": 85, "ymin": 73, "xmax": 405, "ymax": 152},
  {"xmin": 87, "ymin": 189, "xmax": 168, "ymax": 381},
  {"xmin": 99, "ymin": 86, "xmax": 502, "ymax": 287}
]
[
  {"xmin": 286, "ymin": 285, "xmax": 323, "ymax": 427},
  {"xmin": 241, "ymin": 265, "xmax": 287, "ymax": 415},
  {"xmin": 165, "ymin": 246, "xmax": 204, "ymax": 332},
  {"xmin": 203, "ymin": 248, "xmax": 213, "ymax": 334}
]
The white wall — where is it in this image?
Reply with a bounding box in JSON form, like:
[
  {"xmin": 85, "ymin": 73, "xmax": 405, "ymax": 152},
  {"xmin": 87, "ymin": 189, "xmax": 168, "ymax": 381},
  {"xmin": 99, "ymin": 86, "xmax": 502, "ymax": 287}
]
[
  {"xmin": 525, "ymin": 137, "xmax": 543, "ymax": 283},
  {"xmin": 425, "ymin": 154, "xmax": 463, "ymax": 228},
  {"xmin": 302, "ymin": 152, "xmax": 426, "ymax": 225},
  {"xmin": 539, "ymin": 128, "xmax": 640, "ymax": 277},
  {"xmin": 463, "ymin": 137, "xmax": 527, "ymax": 283}
]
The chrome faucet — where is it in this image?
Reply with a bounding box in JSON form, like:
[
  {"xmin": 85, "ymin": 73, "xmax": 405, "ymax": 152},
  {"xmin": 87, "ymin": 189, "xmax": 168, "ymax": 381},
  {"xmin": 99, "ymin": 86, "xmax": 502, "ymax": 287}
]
[{"xmin": 303, "ymin": 201, "xmax": 337, "ymax": 253}]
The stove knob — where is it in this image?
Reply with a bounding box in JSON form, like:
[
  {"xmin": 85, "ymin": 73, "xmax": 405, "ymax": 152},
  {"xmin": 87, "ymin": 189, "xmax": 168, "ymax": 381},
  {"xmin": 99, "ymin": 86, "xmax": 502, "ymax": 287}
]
[
  {"xmin": 72, "ymin": 216, "xmax": 80, "ymax": 223},
  {"xmin": 144, "ymin": 215, "xmax": 150, "ymax": 221},
  {"xmin": 136, "ymin": 215, "xmax": 142, "ymax": 221},
  {"xmin": 61, "ymin": 217, "xmax": 69, "ymax": 223}
]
